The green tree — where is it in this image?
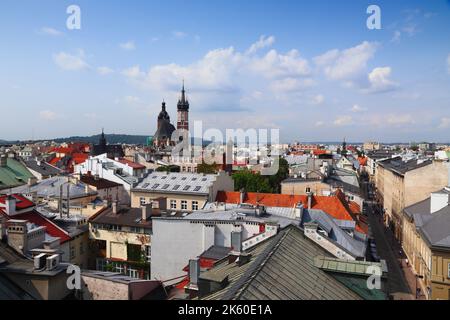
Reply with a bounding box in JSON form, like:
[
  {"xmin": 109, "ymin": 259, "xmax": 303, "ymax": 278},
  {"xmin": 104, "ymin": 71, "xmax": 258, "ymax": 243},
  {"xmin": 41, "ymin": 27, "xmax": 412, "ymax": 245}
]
[
  {"xmin": 197, "ymin": 162, "xmax": 219, "ymax": 174},
  {"xmin": 156, "ymin": 165, "xmax": 180, "ymax": 173}
]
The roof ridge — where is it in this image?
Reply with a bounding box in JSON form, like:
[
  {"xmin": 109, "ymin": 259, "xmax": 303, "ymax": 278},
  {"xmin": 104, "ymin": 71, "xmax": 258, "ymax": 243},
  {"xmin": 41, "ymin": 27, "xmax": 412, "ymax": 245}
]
[{"xmin": 222, "ymin": 228, "xmax": 290, "ymax": 300}]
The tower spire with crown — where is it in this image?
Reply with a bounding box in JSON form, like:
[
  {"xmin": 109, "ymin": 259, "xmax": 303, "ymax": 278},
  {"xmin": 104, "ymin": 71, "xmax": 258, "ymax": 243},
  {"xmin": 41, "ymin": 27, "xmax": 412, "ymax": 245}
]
[{"xmin": 177, "ymin": 80, "xmax": 190, "ymax": 131}]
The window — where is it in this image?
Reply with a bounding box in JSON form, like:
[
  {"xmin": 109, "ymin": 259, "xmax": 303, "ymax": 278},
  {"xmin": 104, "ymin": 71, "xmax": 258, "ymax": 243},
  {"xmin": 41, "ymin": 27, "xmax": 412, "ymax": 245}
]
[
  {"xmin": 140, "ymin": 197, "xmax": 146, "ymax": 206},
  {"xmin": 162, "ymin": 184, "xmax": 170, "ymax": 190},
  {"xmin": 183, "ymin": 185, "xmax": 191, "ymax": 191},
  {"xmin": 131, "ymin": 226, "xmax": 141, "ymax": 233},
  {"xmin": 181, "ymin": 200, "xmax": 188, "ymax": 210},
  {"xmin": 170, "ymin": 200, "xmax": 177, "ymax": 209},
  {"xmin": 152, "ymin": 183, "xmax": 160, "ymax": 189},
  {"xmin": 193, "ymin": 186, "xmax": 201, "ymax": 192},
  {"xmin": 192, "ymin": 201, "xmax": 199, "ymax": 211},
  {"xmin": 173, "ymin": 185, "xmax": 180, "ymax": 191},
  {"xmin": 306, "ymin": 187, "xmax": 311, "ymax": 193},
  {"xmin": 111, "ymin": 225, "xmax": 122, "ymax": 231}
]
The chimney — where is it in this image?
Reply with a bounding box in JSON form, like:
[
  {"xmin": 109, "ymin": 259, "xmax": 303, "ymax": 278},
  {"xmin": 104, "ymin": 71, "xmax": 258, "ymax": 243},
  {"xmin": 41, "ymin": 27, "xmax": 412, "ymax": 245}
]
[
  {"xmin": 295, "ymin": 203, "xmax": 304, "ymax": 220},
  {"xmin": 186, "ymin": 258, "xmax": 200, "ymax": 293},
  {"xmin": 141, "ymin": 203, "xmax": 152, "ymax": 222},
  {"xmin": 5, "ymin": 195, "xmax": 17, "ymax": 216},
  {"xmin": 231, "ymin": 231, "xmax": 242, "ymax": 254},
  {"xmin": 112, "ymin": 201, "xmax": 118, "ymax": 214},
  {"xmin": 28, "ymin": 177, "xmax": 37, "ymax": 187},
  {"xmin": 66, "ymin": 183, "xmax": 70, "ymax": 218},
  {"xmin": 239, "ymin": 189, "xmax": 246, "ymax": 204},
  {"xmin": 0, "ymin": 156, "xmax": 7, "ymax": 167},
  {"xmin": 59, "ymin": 184, "xmax": 63, "ymax": 218},
  {"xmin": 430, "ymin": 191, "xmax": 449, "ymax": 214},
  {"xmin": 307, "ymin": 192, "xmax": 313, "ymax": 210},
  {"xmin": 7, "ymin": 220, "xmax": 28, "ymax": 253}
]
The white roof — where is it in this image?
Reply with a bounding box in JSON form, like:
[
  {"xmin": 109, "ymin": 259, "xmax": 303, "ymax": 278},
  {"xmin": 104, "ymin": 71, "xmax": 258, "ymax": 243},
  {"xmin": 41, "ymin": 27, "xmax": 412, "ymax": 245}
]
[{"xmin": 133, "ymin": 172, "xmax": 218, "ymax": 195}]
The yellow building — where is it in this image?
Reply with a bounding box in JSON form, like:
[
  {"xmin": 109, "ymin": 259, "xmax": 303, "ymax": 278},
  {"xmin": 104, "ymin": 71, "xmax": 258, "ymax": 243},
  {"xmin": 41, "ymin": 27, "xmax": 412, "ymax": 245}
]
[
  {"xmin": 130, "ymin": 171, "xmax": 234, "ymax": 211},
  {"xmin": 403, "ymin": 188, "xmax": 450, "ymax": 299},
  {"xmin": 376, "ymin": 157, "xmax": 448, "ymax": 240},
  {"xmin": 88, "ymin": 201, "xmax": 153, "ymax": 279}
]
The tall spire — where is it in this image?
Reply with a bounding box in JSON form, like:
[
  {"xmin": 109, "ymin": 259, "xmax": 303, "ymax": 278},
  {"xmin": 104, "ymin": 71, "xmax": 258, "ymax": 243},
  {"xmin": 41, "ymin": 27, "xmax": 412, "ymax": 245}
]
[{"xmin": 177, "ymin": 80, "xmax": 189, "ymax": 111}]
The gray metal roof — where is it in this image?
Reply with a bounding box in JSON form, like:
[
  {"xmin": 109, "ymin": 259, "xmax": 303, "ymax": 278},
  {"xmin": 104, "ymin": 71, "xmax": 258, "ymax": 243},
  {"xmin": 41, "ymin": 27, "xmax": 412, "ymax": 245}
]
[
  {"xmin": 201, "ymin": 226, "xmax": 364, "ymax": 300},
  {"xmin": 378, "ymin": 156, "xmax": 432, "ymax": 175},
  {"xmin": 302, "ymin": 209, "xmax": 367, "ymax": 258},
  {"xmin": 134, "ymin": 172, "xmax": 219, "ymax": 195},
  {"xmin": 7, "ymin": 176, "xmax": 96, "ymax": 199},
  {"xmin": 24, "ymin": 159, "xmax": 62, "ymax": 176},
  {"xmin": 404, "ymin": 190, "xmax": 450, "ymax": 248},
  {"xmin": 0, "ymin": 274, "xmax": 35, "ymax": 300}
]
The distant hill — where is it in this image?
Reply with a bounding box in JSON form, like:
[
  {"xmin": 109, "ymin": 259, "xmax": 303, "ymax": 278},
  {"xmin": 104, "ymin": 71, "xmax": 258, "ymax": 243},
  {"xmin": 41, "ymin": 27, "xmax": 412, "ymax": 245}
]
[
  {"xmin": 50, "ymin": 134, "xmax": 150, "ymax": 145},
  {"xmin": 0, "ymin": 134, "xmax": 150, "ymax": 146}
]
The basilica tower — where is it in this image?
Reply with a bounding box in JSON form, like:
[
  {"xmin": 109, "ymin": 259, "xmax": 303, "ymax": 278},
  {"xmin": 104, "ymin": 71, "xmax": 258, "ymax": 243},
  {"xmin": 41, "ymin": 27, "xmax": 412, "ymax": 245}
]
[{"xmin": 177, "ymin": 81, "xmax": 189, "ymax": 132}]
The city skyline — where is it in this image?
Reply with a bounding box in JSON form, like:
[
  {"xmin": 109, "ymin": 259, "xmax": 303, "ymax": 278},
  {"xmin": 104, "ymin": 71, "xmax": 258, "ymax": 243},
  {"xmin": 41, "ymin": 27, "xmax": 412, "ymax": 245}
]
[{"xmin": 1, "ymin": 0, "xmax": 450, "ymax": 143}]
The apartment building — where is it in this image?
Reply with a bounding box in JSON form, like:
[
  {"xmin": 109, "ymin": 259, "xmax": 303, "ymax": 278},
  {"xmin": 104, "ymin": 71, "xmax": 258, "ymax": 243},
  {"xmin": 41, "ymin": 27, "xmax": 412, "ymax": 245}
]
[
  {"xmin": 376, "ymin": 157, "xmax": 448, "ymax": 241},
  {"xmin": 130, "ymin": 171, "xmax": 234, "ymax": 212}
]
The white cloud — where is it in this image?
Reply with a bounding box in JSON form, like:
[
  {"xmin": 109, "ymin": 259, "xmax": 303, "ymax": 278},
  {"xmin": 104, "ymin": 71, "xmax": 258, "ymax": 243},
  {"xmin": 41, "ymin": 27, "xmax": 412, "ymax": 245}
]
[
  {"xmin": 122, "ymin": 65, "xmax": 144, "ymax": 79},
  {"xmin": 53, "ymin": 50, "xmax": 88, "ymax": 71},
  {"xmin": 115, "ymin": 96, "xmax": 142, "ymax": 105},
  {"xmin": 315, "ymin": 121, "xmax": 325, "ymax": 127},
  {"xmin": 314, "ymin": 41, "xmax": 378, "ymax": 81},
  {"xmin": 439, "ymin": 117, "xmax": 450, "ymax": 129},
  {"xmin": 39, "ymin": 27, "xmax": 63, "ymax": 36},
  {"xmin": 351, "ymin": 104, "xmax": 367, "ymax": 112},
  {"xmin": 270, "ymin": 77, "xmax": 315, "ymax": 93},
  {"xmin": 334, "ymin": 115, "xmax": 353, "ymax": 126},
  {"xmin": 386, "ymin": 114, "xmax": 415, "ymax": 126},
  {"xmin": 97, "ymin": 66, "xmax": 114, "ymax": 75},
  {"xmin": 365, "ymin": 67, "xmax": 398, "ymax": 93},
  {"xmin": 246, "ymin": 35, "xmax": 275, "ymax": 55},
  {"xmin": 39, "ymin": 110, "xmax": 57, "ymax": 121},
  {"xmin": 311, "ymin": 94, "xmax": 325, "ymax": 105},
  {"xmin": 172, "ymin": 31, "xmax": 187, "ymax": 39},
  {"xmin": 249, "ymin": 49, "xmax": 311, "ymax": 79},
  {"xmin": 391, "ymin": 30, "xmax": 401, "ymax": 43},
  {"xmin": 120, "ymin": 41, "xmax": 136, "ymax": 51}
]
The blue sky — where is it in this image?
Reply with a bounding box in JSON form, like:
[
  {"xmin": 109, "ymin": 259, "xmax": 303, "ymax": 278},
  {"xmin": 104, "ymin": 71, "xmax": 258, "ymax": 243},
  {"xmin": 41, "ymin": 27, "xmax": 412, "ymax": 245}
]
[{"xmin": 0, "ymin": 0, "xmax": 450, "ymax": 142}]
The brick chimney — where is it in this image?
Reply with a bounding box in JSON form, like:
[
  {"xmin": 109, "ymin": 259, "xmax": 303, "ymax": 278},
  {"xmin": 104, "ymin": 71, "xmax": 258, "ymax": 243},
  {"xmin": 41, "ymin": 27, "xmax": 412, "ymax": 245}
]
[
  {"xmin": 5, "ymin": 195, "xmax": 17, "ymax": 216},
  {"xmin": 112, "ymin": 201, "xmax": 119, "ymax": 214},
  {"xmin": 307, "ymin": 192, "xmax": 313, "ymax": 210},
  {"xmin": 0, "ymin": 156, "xmax": 7, "ymax": 167},
  {"xmin": 7, "ymin": 220, "xmax": 28, "ymax": 253},
  {"xmin": 141, "ymin": 203, "xmax": 152, "ymax": 222}
]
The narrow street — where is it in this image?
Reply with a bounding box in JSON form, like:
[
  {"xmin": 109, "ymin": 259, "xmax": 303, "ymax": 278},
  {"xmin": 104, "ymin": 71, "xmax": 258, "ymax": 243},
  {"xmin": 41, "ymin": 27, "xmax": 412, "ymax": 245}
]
[{"xmin": 366, "ymin": 201, "xmax": 413, "ymax": 299}]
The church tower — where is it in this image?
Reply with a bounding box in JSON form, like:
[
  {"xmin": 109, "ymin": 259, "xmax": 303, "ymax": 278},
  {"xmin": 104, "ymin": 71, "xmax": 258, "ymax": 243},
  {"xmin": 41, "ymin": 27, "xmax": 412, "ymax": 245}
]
[{"xmin": 177, "ymin": 81, "xmax": 189, "ymax": 131}]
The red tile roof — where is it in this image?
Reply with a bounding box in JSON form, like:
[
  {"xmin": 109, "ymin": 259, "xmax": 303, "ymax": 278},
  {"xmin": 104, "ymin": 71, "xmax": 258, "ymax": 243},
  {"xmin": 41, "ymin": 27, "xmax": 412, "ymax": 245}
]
[
  {"xmin": 49, "ymin": 157, "xmax": 62, "ymax": 166},
  {"xmin": 0, "ymin": 195, "xmax": 71, "ymax": 244},
  {"xmin": 0, "ymin": 194, "xmax": 35, "ymax": 211},
  {"xmin": 358, "ymin": 156, "xmax": 368, "ymax": 166},
  {"xmin": 72, "ymin": 153, "xmax": 88, "ymax": 165},
  {"xmin": 117, "ymin": 158, "xmax": 146, "ymax": 169},
  {"xmin": 216, "ymin": 191, "xmax": 367, "ymax": 234}
]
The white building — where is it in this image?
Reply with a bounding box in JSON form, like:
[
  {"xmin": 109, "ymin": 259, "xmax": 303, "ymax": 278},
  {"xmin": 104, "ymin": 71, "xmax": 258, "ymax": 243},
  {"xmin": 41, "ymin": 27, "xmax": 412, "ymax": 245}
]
[
  {"xmin": 150, "ymin": 207, "xmax": 278, "ymax": 284},
  {"xmin": 74, "ymin": 153, "xmax": 146, "ymax": 204}
]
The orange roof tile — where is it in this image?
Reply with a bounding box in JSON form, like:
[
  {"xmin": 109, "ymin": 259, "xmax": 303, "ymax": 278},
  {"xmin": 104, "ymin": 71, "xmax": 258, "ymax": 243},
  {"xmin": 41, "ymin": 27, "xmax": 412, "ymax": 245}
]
[{"xmin": 216, "ymin": 191, "xmax": 360, "ymax": 224}]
